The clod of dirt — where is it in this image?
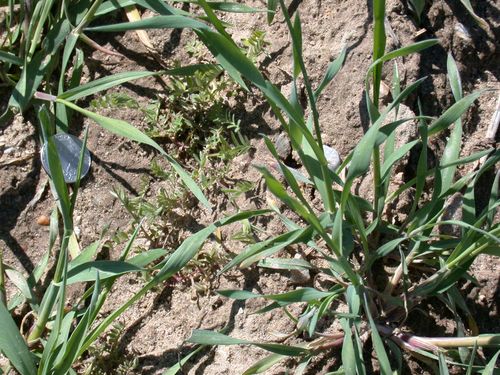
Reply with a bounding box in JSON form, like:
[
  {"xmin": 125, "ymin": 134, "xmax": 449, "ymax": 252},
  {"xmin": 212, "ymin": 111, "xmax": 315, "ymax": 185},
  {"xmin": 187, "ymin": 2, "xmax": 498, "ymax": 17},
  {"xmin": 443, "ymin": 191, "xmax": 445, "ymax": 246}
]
[
  {"xmin": 439, "ymin": 192, "xmax": 463, "ymax": 237},
  {"xmin": 274, "ymin": 132, "xmax": 292, "ymax": 160}
]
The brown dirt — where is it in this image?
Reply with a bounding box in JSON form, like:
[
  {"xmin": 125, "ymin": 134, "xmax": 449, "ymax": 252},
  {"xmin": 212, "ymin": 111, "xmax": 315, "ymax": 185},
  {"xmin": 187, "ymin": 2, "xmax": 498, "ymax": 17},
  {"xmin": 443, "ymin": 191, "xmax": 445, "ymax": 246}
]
[{"xmin": 0, "ymin": 0, "xmax": 499, "ymax": 373}]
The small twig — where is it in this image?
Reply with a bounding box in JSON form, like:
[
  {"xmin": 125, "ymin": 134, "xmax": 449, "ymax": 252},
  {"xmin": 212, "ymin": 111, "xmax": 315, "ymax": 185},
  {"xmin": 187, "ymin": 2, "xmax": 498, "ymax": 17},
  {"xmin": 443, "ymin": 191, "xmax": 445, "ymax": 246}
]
[
  {"xmin": 0, "ymin": 153, "xmax": 35, "ymax": 167},
  {"xmin": 79, "ymin": 34, "xmax": 124, "ymax": 57}
]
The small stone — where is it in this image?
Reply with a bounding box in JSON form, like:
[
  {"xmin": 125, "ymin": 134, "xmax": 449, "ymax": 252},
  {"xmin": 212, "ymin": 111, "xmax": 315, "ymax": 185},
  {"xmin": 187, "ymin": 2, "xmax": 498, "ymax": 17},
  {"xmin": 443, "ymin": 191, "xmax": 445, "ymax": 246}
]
[
  {"xmin": 289, "ymin": 254, "xmax": 311, "ymax": 285},
  {"xmin": 274, "ymin": 133, "xmax": 291, "ymax": 160},
  {"xmin": 37, "ymin": 215, "xmax": 50, "ymax": 226}
]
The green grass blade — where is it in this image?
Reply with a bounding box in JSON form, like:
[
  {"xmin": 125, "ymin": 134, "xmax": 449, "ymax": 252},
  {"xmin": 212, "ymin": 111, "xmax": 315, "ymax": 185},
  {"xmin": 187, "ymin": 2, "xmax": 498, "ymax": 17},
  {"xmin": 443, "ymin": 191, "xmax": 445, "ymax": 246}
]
[
  {"xmin": 362, "ymin": 293, "xmax": 392, "ymax": 375},
  {"xmin": 258, "ymin": 257, "xmax": 313, "ymax": 270},
  {"xmin": 59, "ymin": 66, "xmax": 214, "ymax": 101},
  {"xmin": 243, "ymin": 353, "xmax": 286, "ymax": 375},
  {"xmin": 458, "ymin": 0, "xmax": 489, "ymax": 30},
  {"xmin": 267, "ymin": 0, "xmax": 278, "ymax": 24},
  {"xmin": 86, "ymin": 15, "xmax": 209, "ymax": 32},
  {"xmin": 217, "ymin": 290, "xmax": 260, "ymax": 300},
  {"xmin": 53, "ymin": 273, "xmax": 101, "ymax": 373},
  {"xmin": 372, "ymin": 0, "xmax": 386, "ymax": 104},
  {"xmin": 440, "ymin": 53, "xmax": 464, "ymax": 194},
  {"xmin": 187, "ymin": 330, "xmax": 306, "ymax": 356},
  {"xmin": 438, "ymin": 352, "xmax": 450, "ymax": 374},
  {"xmin": 347, "ymin": 78, "xmax": 426, "ymax": 182},
  {"xmin": 291, "ymin": 12, "xmax": 303, "ymax": 79},
  {"xmin": 196, "ymin": 1, "xmax": 268, "ymax": 13},
  {"xmin": 0, "ymin": 302, "xmax": 36, "ymax": 375},
  {"xmin": 483, "ymin": 349, "xmax": 500, "ymax": 375},
  {"xmin": 65, "ymin": 261, "xmax": 143, "ymax": 284},
  {"xmin": 314, "ymin": 46, "xmax": 347, "ymax": 99},
  {"xmin": 45, "ymin": 136, "xmax": 72, "ymax": 225},
  {"xmin": 428, "ymin": 90, "xmax": 487, "ymax": 136},
  {"xmin": 0, "ymin": 50, "xmax": 22, "ymax": 65},
  {"xmin": 220, "ymin": 226, "xmax": 313, "ymax": 272}
]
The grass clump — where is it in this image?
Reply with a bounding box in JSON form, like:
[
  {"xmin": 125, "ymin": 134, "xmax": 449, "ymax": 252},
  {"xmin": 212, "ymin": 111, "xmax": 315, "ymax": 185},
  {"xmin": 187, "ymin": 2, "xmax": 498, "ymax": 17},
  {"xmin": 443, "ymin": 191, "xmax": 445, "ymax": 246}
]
[{"xmin": 0, "ymin": 0, "xmax": 498, "ymax": 374}]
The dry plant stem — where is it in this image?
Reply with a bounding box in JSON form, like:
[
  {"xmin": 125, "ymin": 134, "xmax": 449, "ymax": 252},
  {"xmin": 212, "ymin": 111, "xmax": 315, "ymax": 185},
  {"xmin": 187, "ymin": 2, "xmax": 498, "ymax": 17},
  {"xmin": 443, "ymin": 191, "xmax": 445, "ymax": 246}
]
[
  {"xmin": 385, "ymin": 243, "xmax": 419, "ymax": 294},
  {"xmin": 79, "ymin": 34, "xmax": 124, "ymax": 57},
  {"xmin": 486, "ymin": 92, "xmax": 500, "ymax": 140},
  {"xmin": 377, "ymin": 325, "xmax": 500, "ymax": 350}
]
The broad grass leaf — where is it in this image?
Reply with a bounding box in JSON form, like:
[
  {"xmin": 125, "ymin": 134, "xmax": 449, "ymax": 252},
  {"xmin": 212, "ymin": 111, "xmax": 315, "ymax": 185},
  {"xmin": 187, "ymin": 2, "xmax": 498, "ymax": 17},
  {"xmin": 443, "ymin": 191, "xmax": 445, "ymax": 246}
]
[
  {"xmin": 439, "ymin": 54, "xmax": 464, "ymax": 195},
  {"xmin": 487, "ymin": 171, "xmax": 499, "ymax": 226},
  {"xmin": 4, "ymin": 268, "xmax": 34, "ymax": 301},
  {"xmin": 368, "ymin": 39, "xmax": 439, "ymax": 75},
  {"xmin": 257, "ymin": 166, "xmax": 312, "ymax": 219},
  {"xmin": 243, "ymin": 353, "xmax": 286, "ymax": 375},
  {"xmin": 65, "ymin": 261, "xmax": 143, "ymax": 284},
  {"xmin": 440, "ymin": 148, "xmax": 495, "ymax": 168},
  {"xmin": 0, "ymin": 302, "xmax": 36, "ymax": 375},
  {"xmin": 95, "ymin": 0, "xmax": 137, "ymax": 16},
  {"xmin": 163, "ymin": 344, "xmax": 205, "ymax": 375},
  {"xmin": 156, "ymin": 210, "xmax": 269, "ymax": 280},
  {"xmin": 265, "ymin": 288, "xmax": 332, "ymax": 303},
  {"xmin": 196, "ymin": 0, "xmax": 233, "ymax": 41},
  {"xmin": 264, "ymin": 137, "xmax": 310, "ymax": 209},
  {"xmin": 447, "ymin": 53, "xmax": 463, "ymax": 101},
  {"xmin": 340, "ymin": 318, "xmax": 365, "ymax": 375},
  {"xmin": 59, "ymin": 65, "xmax": 214, "ymax": 101},
  {"xmin": 69, "ymin": 241, "xmax": 101, "ymax": 268},
  {"xmin": 381, "ymin": 140, "xmax": 418, "ymax": 180}
]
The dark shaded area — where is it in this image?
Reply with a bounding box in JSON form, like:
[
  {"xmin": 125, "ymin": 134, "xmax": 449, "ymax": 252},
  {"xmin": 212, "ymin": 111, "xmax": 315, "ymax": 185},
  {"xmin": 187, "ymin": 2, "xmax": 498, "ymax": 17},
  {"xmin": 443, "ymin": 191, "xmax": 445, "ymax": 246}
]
[{"xmin": 0, "ymin": 123, "xmax": 40, "ymax": 273}]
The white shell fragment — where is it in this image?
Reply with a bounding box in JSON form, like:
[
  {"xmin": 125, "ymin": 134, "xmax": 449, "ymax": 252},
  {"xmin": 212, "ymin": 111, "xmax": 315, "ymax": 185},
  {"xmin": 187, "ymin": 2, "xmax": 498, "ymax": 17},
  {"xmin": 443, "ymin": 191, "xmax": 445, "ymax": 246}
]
[{"xmin": 323, "ymin": 145, "xmax": 341, "ymax": 172}]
